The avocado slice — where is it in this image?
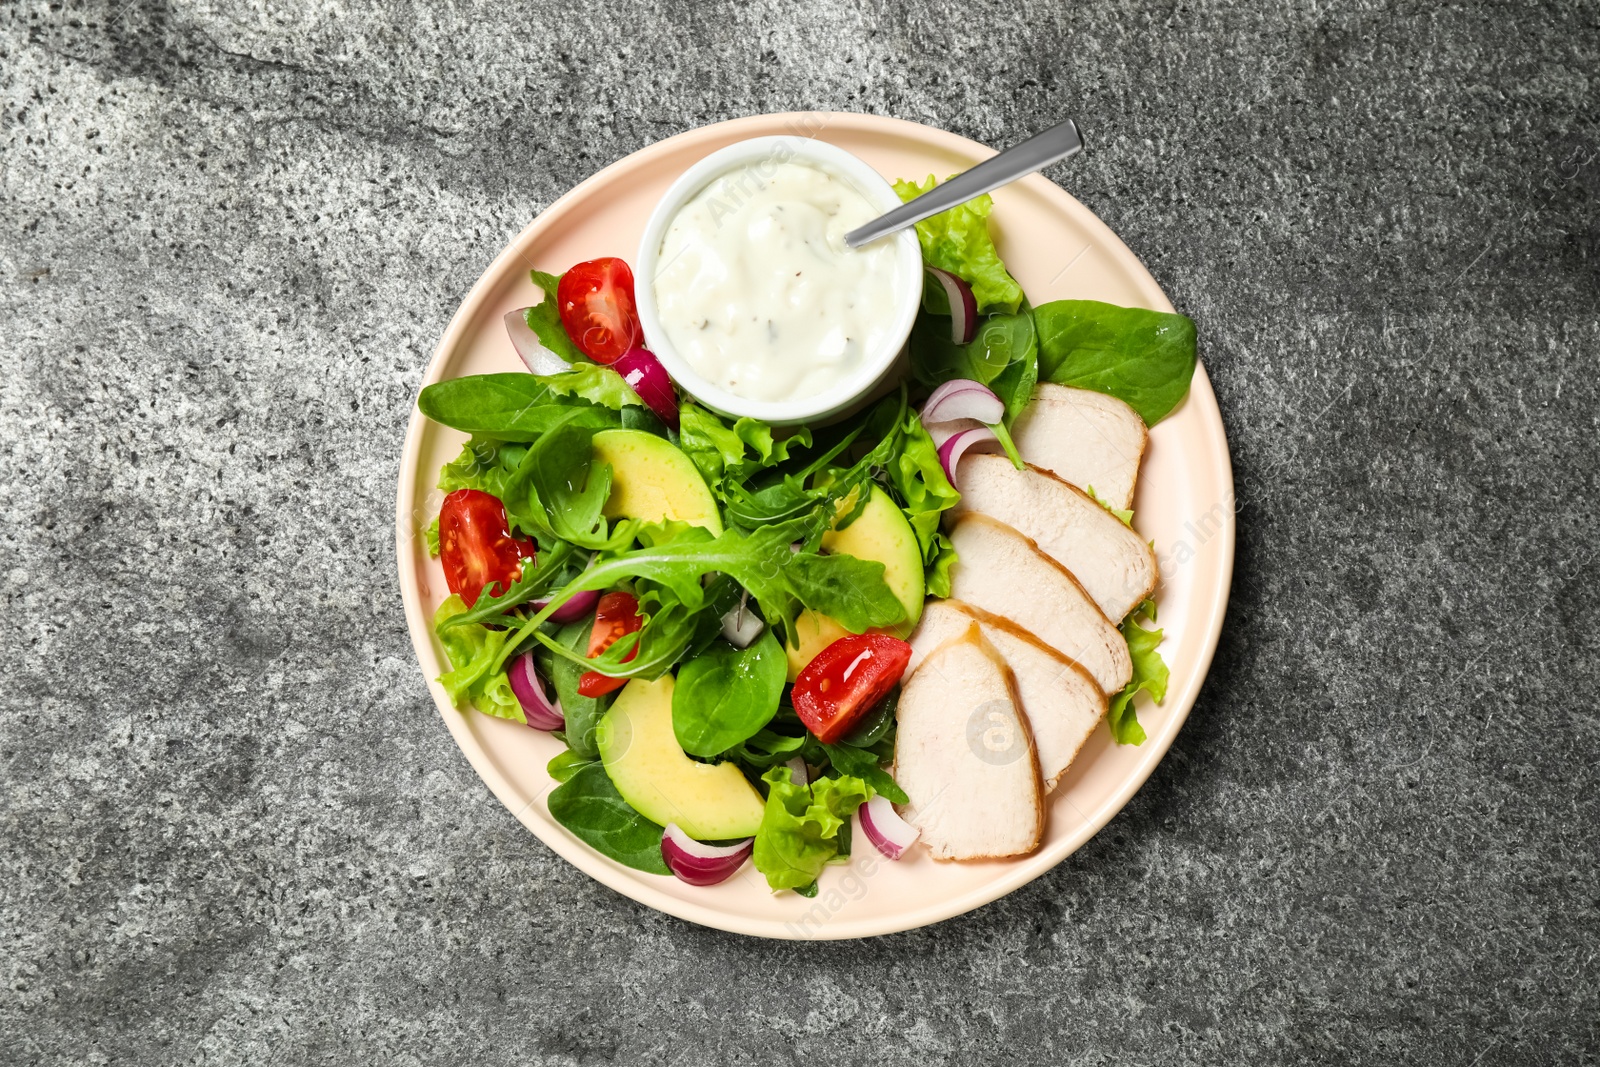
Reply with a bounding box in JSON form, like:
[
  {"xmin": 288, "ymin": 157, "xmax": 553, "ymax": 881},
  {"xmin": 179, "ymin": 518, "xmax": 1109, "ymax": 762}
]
[
  {"xmin": 784, "ymin": 484, "xmax": 926, "ymax": 680},
  {"xmin": 596, "ymin": 676, "xmax": 765, "ymax": 841},
  {"xmin": 593, "ymin": 429, "xmax": 723, "ymax": 536}
]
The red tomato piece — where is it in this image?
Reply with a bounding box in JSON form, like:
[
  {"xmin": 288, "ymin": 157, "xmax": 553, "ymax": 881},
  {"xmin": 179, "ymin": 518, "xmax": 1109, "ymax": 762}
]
[
  {"xmin": 577, "ymin": 590, "xmax": 642, "ymax": 697},
  {"xmin": 557, "ymin": 257, "xmax": 641, "ymax": 364},
  {"xmin": 437, "ymin": 489, "xmax": 535, "ymax": 608},
  {"xmin": 792, "ymin": 634, "xmax": 912, "ymax": 744}
]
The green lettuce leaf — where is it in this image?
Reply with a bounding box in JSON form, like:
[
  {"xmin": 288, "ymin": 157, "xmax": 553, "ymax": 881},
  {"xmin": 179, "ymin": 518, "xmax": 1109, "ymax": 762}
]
[
  {"xmin": 1034, "ymin": 300, "xmax": 1197, "ymax": 426},
  {"xmin": 1107, "ymin": 617, "xmax": 1169, "ymax": 745},
  {"xmin": 893, "ymin": 175, "xmax": 1023, "ymax": 315},
  {"xmin": 1087, "ymin": 486, "xmax": 1134, "ymax": 527},
  {"xmin": 876, "ymin": 407, "xmax": 963, "ymax": 600},
  {"xmin": 433, "ymin": 595, "xmax": 524, "ymax": 723},
  {"xmin": 537, "ymin": 362, "xmax": 641, "ymax": 410},
  {"xmin": 679, "ymin": 401, "xmax": 812, "ymax": 489},
  {"xmin": 751, "ymin": 767, "xmax": 872, "ymax": 892}
]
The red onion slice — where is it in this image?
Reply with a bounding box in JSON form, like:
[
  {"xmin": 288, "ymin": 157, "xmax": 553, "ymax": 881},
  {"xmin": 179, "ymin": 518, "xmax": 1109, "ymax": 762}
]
[
  {"xmin": 859, "ymin": 794, "xmax": 919, "ymax": 860},
  {"xmin": 504, "ymin": 308, "xmax": 570, "ymax": 375},
  {"xmin": 661, "ymin": 823, "xmax": 753, "ymax": 886},
  {"xmin": 922, "ymin": 378, "xmax": 1005, "ymax": 426},
  {"xmin": 926, "ymin": 417, "xmax": 983, "ymax": 449},
  {"xmin": 613, "ymin": 347, "xmax": 679, "ymax": 429},
  {"xmin": 509, "ymin": 651, "xmax": 565, "ymax": 730},
  {"xmin": 533, "ymin": 587, "xmax": 600, "ymax": 625},
  {"xmin": 936, "ymin": 426, "xmax": 1003, "ymax": 488},
  {"xmin": 926, "ymin": 268, "xmax": 978, "ymax": 344}
]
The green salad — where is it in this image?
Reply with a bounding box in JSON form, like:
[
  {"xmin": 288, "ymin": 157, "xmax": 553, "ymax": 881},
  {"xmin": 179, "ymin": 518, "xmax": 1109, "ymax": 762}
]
[{"xmin": 415, "ymin": 176, "xmax": 1196, "ymax": 893}]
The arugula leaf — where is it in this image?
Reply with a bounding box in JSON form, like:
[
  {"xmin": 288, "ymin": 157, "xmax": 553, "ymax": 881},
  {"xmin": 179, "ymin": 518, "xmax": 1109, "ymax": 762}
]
[
  {"xmin": 1107, "ymin": 617, "xmax": 1169, "ymax": 745},
  {"xmin": 524, "ymin": 270, "xmax": 586, "ymax": 364},
  {"xmin": 1034, "ymin": 300, "xmax": 1197, "ymax": 426},
  {"xmin": 418, "ymin": 374, "xmax": 621, "ymax": 441},
  {"xmin": 839, "ymin": 688, "xmax": 898, "ymax": 748},
  {"xmin": 726, "ymin": 728, "xmax": 808, "ymax": 768},
  {"xmin": 672, "ymin": 630, "xmax": 788, "ymax": 757},
  {"xmin": 546, "ymin": 762, "xmax": 670, "ymax": 874},
  {"xmin": 821, "ymin": 742, "xmax": 908, "ymax": 805},
  {"xmin": 751, "ymin": 767, "xmax": 871, "ymax": 892},
  {"xmin": 893, "ymin": 175, "xmax": 1023, "ymax": 315},
  {"xmin": 498, "ymin": 516, "xmax": 905, "ymax": 672},
  {"xmin": 438, "ymin": 539, "xmax": 579, "ymax": 630},
  {"xmin": 781, "ymin": 551, "xmax": 906, "ymax": 635},
  {"xmin": 432, "ymin": 595, "xmax": 524, "ymax": 723}
]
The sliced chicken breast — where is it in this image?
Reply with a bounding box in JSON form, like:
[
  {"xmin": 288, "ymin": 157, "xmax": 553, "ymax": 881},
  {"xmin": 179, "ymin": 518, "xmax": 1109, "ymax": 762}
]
[
  {"xmin": 951, "ymin": 453, "xmax": 1159, "ymax": 622},
  {"xmin": 1010, "ymin": 383, "xmax": 1147, "ymax": 511},
  {"xmin": 909, "ymin": 599, "xmax": 1107, "ymax": 792},
  {"xmin": 894, "ymin": 622, "xmax": 1043, "ymax": 860},
  {"xmin": 945, "ymin": 514, "xmax": 1132, "ymax": 694}
]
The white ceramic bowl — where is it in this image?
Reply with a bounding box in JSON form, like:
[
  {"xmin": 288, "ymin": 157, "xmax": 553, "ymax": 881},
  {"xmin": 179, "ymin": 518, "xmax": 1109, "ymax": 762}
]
[{"xmin": 634, "ymin": 136, "xmax": 923, "ymax": 425}]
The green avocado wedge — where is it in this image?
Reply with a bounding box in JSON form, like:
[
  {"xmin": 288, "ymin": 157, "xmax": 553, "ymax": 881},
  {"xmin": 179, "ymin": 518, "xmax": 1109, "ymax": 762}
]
[{"xmin": 596, "ymin": 676, "xmax": 766, "ymax": 841}]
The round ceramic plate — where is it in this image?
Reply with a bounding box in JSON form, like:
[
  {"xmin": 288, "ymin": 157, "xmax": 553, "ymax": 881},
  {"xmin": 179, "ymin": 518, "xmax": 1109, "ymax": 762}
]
[{"xmin": 396, "ymin": 112, "xmax": 1234, "ymax": 940}]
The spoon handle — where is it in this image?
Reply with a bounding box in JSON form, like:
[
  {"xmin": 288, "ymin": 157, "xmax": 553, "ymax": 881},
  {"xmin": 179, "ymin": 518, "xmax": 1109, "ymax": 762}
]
[{"xmin": 844, "ymin": 119, "xmax": 1085, "ymax": 249}]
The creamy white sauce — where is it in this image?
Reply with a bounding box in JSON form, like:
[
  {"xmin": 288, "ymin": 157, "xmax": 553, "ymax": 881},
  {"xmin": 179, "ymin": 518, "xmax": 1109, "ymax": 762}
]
[{"xmin": 653, "ymin": 161, "xmax": 901, "ymax": 403}]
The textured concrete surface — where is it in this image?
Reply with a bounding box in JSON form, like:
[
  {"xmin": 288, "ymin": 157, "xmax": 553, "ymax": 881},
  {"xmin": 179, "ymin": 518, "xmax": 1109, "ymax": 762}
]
[{"xmin": 3, "ymin": 0, "xmax": 1598, "ymax": 1063}]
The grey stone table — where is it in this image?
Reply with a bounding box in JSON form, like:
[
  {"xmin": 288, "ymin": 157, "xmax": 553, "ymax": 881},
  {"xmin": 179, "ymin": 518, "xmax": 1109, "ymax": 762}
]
[{"xmin": 3, "ymin": 1, "xmax": 1596, "ymax": 1063}]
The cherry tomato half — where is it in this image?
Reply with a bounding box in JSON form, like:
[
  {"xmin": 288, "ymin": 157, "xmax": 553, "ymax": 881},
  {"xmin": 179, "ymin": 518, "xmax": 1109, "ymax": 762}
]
[
  {"xmin": 557, "ymin": 257, "xmax": 641, "ymax": 364},
  {"xmin": 577, "ymin": 590, "xmax": 642, "ymax": 697},
  {"xmin": 792, "ymin": 633, "xmax": 913, "ymax": 744},
  {"xmin": 437, "ymin": 489, "xmax": 536, "ymax": 608}
]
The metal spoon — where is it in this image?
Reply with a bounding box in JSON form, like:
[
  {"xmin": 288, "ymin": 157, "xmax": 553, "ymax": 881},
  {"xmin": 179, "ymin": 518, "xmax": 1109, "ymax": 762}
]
[{"xmin": 844, "ymin": 119, "xmax": 1084, "ymax": 248}]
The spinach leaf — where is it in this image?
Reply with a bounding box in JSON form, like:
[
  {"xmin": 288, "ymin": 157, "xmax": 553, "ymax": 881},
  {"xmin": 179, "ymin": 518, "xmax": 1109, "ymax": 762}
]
[
  {"xmin": 672, "ymin": 630, "xmax": 788, "ymax": 757},
  {"xmin": 539, "ymin": 617, "xmax": 612, "ymax": 759},
  {"xmin": 892, "ymin": 175, "xmax": 1023, "ymax": 314},
  {"xmin": 750, "ymin": 767, "xmax": 870, "ymax": 892},
  {"xmin": 908, "ymin": 302, "xmax": 1039, "ymax": 420},
  {"xmin": 547, "ymin": 750, "xmax": 594, "ymax": 784},
  {"xmin": 518, "ymin": 421, "xmax": 634, "ymax": 550},
  {"xmin": 1033, "ymin": 300, "xmax": 1197, "ymax": 426},
  {"xmin": 418, "ymin": 374, "xmax": 621, "ymax": 441},
  {"xmin": 524, "ymin": 269, "xmax": 586, "ymax": 364},
  {"xmin": 546, "ymin": 762, "xmax": 670, "ymax": 874}
]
